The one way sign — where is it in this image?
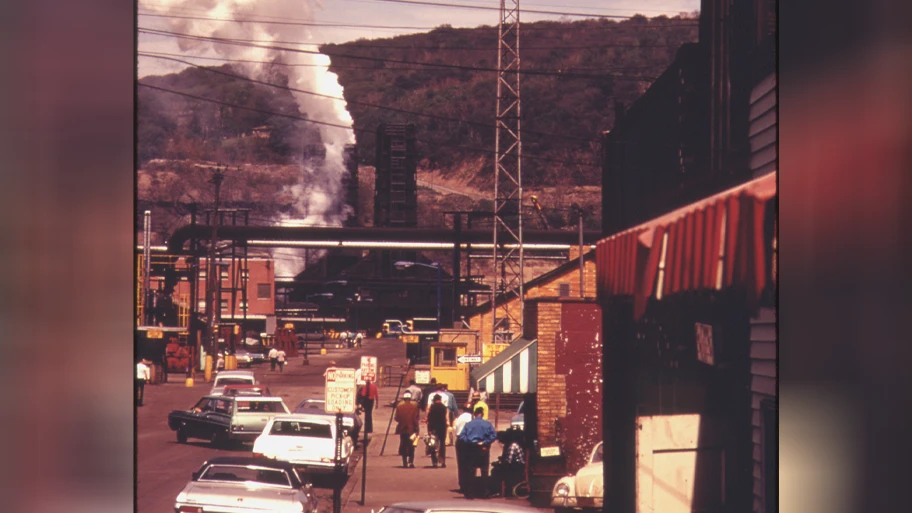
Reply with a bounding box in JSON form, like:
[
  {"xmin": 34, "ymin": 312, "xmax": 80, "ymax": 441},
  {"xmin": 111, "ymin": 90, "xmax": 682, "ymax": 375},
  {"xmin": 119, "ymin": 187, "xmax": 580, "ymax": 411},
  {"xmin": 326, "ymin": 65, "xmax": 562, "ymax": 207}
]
[{"xmin": 457, "ymin": 354, "xmax": 482, "ymax": 364}]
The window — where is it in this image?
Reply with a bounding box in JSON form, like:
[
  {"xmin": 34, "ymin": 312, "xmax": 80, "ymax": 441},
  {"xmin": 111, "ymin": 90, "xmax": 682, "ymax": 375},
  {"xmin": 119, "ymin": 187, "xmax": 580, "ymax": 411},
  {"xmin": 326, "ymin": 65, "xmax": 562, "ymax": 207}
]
[
  {"xmin": 221, "ymin": 299, "xmax": 229, "ymax": 311},
  {"xmin": 257, "ymin": 283, "xmax": 271, "ymax": 300},
  {"xmin": 220, "ymin": 269, "xmax": 229, "ymax": 280},
  {"xmin": 241, "ymin": 269, "xmax": 249, "ymax": 280},
  {"xmin": 558, "ymin": 283, "xmax": 571, "ymax": 297},
  {"xmin": 198, "ymin": 300, "xmax": 206, "ymax": 312},
  {"xmin": 434, "ymin": 348, "xmax": 457, "ymax": 368},
  {"xmin": 198, "ymin": 270, "xmax": 207, "ymax": 280},
  {"xmin": 239, "ymin": 300, "xmax": 248, "ymax": 311}
]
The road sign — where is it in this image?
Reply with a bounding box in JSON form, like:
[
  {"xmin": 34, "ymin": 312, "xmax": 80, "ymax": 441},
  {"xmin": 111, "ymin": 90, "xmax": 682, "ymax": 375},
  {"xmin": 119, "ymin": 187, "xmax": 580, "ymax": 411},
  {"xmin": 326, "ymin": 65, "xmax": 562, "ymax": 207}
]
[
  {"xmin": 360, "ymin": 356, "xmax": 378, "ymax": 383},
  {"xmin": 456, "ymin": 354, "xmax": 482, "ymax": 364},
  {"xmin": 414, "ymin": 369, "xmax": 431, "ymax": 384},
  {"xmin": 324, "ymin": 367, "xmax": 357, "ymax": 414}
]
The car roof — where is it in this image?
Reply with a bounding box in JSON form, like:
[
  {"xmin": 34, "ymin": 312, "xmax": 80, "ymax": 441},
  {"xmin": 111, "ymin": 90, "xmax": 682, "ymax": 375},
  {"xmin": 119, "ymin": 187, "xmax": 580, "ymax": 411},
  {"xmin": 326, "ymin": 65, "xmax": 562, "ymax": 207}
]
[
  {"xmin": 271, "ymin": 413, "xmax": 334, "ymax": 424},
  {"xmin": 202, "ymin": 456, "xmax": 297, "ymax": 471},
  {"xmin": 383, "ymin": 500, "xmax": 540, "ymax": 513},
  {"xmin": 214, "ymin": 370, "xmax": 255, "ymax": 377},
  {"xmin": 204, "ymin": 395, "xmax": 283, "ymax": 402},
  {"xmin": 224, "ymin": 384, "xmax": 266, "ymax": 389}
]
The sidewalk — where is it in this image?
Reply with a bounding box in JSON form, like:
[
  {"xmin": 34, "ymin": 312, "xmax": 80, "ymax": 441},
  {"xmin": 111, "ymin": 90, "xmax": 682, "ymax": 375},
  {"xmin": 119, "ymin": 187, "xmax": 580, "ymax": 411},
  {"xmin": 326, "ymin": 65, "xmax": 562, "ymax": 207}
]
[{"xmin": 339, "ymin": 410, "xmax": 548, "ymax": 513}]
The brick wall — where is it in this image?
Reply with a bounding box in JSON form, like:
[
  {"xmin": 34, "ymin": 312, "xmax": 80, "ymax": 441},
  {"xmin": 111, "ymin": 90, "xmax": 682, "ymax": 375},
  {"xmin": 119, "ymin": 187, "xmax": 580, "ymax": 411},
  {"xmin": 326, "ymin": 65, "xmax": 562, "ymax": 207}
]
[
  {"xmin": 530, "ymin": 301, "xmax": 567, "ymax": 446},
  {"xmin": 466, "ymin": 253, "xmax": 596, "ymax": 344}
]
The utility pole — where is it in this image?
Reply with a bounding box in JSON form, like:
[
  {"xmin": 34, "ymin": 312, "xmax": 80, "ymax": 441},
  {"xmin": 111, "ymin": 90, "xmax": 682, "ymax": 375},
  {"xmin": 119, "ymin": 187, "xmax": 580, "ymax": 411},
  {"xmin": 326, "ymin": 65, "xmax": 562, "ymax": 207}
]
[
  {"xmin": 143, "ymin": 210, "xmax": 152, "ymax": 325},
  {"xmin": 492, "ymin": 0, "xmax": 524, "ymax": 344},
  {"xmin": 205, "ymin": 165, "xmax": 225, "ymax": 381}
]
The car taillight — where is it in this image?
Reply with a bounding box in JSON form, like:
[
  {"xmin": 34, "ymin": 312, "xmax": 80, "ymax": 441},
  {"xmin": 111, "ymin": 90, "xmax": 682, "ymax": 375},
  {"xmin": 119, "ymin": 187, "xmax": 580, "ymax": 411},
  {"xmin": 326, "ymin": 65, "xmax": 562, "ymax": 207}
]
[
  {"xmin": 252, "ymin": 452, "xmax": 264, "ymax": 458},
  {"xmin": 179, "ymin": 507, "xmax": 203, "ymax": 513}
]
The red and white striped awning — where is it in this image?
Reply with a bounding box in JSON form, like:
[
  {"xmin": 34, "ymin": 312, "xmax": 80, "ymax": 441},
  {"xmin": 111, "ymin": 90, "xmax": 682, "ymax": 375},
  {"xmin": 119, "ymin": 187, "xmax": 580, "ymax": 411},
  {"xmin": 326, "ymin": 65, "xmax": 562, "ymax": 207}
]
[{"xmin": 596, "ymin": 173, "xmax": 777, "ymax": 318}]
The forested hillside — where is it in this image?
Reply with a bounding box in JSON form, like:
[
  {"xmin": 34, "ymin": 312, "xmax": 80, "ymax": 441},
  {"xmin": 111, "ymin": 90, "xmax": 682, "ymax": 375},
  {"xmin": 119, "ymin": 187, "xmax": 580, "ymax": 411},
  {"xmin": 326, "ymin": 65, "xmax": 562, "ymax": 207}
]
[{"xmin": 321, "ymin": 14, "xmax": 698, "ymax": 186}]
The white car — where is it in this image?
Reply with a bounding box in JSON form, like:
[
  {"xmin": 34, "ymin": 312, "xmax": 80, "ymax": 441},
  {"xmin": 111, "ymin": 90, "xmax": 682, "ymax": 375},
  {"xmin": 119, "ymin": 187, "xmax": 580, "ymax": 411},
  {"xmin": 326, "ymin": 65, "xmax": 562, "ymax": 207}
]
[
  {"xmin": 551, "ymin": 442, "xmax": 604, "ymax": 513},
  {"xmin": 210, "ymin": 369, "xmax": 257, "ymax": 396},
  {"xmin": 174, "ymin": 456, "xmax": 318, "ymax": 513},
  {"xmin": 253, "ymin": 414, "xmax": 354, "ymax": 474}
]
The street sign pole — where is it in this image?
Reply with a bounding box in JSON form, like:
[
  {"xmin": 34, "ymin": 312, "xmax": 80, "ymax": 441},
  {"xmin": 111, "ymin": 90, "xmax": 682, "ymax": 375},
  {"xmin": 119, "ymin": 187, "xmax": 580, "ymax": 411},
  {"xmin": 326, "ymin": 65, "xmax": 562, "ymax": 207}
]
[
  {"xmin": 333, "ymin": 412, "xmax": 343, "ymax": 513},
  {"xmin": 359, "ymin": 420, "xmax": 368, "ymax": 505}
]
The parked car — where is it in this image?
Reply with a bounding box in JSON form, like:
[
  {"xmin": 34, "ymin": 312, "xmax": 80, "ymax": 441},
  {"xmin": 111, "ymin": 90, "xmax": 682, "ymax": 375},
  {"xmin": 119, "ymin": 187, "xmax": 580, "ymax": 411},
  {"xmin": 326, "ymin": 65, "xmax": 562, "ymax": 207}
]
[
  {"xmin": 168, "ymin": 395, "xmax": 290, "ymax": 446},
  {"xmin": 252, "ymin": 414, "xmax": 354, "ymax": 474},
  {"xmin": 551, "ymin": 442, "xmax": 604, "ymax": 513},
  {"xmin": 293, "ymin": 398, "xmax": 363, "ymax": 444},
  {"xmin": 222, "ymin": 384, "xmax": 273, "ymax": 397},
  {"xmin": 174, "ymin": 456, "xmax": 318, "ymax": 513},
  {"xmin": 210, "ymin": 369, "xmax": 257, "ymax": 396},
  {"xmin": 378, "ymin": 500, "xmax": 540, "ymax": 513},
  {"xmin": 511, "ymin": 401, "xmax": 525, "ymax": 431}
]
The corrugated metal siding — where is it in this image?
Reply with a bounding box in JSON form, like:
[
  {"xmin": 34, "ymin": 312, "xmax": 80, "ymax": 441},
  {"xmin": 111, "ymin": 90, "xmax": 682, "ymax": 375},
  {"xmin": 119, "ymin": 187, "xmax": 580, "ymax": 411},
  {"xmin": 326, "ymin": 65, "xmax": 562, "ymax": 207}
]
[
  {"xmin": 750, "ymin": 307, "xmax": 777, "ymax": 513},
  {"xmin": 750, "ymin": 74, "xmax": 777, "ymax": 178}
]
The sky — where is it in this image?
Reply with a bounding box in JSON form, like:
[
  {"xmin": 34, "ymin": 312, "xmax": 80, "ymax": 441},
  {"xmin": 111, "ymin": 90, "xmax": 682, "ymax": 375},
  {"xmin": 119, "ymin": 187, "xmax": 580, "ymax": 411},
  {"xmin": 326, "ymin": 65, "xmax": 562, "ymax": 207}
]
[{"xmin": 137, "ymin": 0, "xmax": 701, "ymax": 78}]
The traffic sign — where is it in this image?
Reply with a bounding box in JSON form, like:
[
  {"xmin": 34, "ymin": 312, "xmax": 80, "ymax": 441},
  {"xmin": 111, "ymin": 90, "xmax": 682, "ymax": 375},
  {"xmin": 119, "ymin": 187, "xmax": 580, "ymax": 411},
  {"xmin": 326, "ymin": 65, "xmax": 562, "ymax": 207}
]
[
  {"xmin": 456, "ymin": 354, "xmax": 482, "ymax": 364},
  {"xmin": 360, "ymin": 356, "xmax": 378, "ymax": 383},
  {"xmin": 324, "ymin": 367, "xmax": 357, "ymax": 414}
]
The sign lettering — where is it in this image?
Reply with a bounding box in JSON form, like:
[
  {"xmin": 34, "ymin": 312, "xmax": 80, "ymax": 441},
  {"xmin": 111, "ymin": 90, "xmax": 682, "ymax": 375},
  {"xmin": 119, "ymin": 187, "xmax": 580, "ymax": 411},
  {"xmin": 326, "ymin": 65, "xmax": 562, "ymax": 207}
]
[{"xmin": 324, "ymin": 367, "xmax": 357, "ymax": 414}]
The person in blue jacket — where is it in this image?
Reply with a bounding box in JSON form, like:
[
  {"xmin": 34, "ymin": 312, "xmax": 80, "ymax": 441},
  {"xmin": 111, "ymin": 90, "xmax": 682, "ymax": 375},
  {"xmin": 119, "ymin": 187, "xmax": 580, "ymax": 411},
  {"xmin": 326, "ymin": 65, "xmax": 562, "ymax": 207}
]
[{"xmin": 457, "ymin": 406, "xmax": 497, "ymax": 498}]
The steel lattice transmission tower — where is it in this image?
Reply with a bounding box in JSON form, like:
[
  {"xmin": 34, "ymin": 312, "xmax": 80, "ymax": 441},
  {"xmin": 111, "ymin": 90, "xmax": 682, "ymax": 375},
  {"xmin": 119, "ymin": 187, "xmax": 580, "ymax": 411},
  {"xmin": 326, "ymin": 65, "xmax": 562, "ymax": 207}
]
[{"xmin": 492, "ymin": 0, "xmax": 523, "ymax": 344}]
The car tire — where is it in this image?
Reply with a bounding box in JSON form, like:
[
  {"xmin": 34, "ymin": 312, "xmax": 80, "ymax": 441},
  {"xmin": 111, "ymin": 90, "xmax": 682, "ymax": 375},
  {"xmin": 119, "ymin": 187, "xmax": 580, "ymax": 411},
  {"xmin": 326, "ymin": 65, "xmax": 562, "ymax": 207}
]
[
  {"xmin": 176, "ymin": 428, "xmax": 188, "ymax": 444},
  {"xmin": 210, "ymin": 431, "xmax": 225, "ymax": 447},
  {"xmin": 554, "ymin": 508, "xmax": 575, "ymax": 513}
]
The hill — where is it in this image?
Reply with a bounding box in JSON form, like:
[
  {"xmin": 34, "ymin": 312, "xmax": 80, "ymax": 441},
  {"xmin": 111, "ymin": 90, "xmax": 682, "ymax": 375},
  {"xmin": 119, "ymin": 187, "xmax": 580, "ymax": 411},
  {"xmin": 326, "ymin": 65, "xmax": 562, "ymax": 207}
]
[
  {"xmin": 320, "ymin": 14, "xmax": 698, "ymax": 187},
  {"xmin": 137, "ymin": 14, "xmax": 698, "ymax": 238}
]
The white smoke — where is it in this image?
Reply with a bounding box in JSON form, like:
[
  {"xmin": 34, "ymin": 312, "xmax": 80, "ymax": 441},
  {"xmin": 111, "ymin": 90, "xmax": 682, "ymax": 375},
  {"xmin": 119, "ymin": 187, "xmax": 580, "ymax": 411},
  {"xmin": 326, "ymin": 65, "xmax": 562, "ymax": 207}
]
[{"xmin": 154, "ymin": 0, "xmax": 356, "ymax": 277}]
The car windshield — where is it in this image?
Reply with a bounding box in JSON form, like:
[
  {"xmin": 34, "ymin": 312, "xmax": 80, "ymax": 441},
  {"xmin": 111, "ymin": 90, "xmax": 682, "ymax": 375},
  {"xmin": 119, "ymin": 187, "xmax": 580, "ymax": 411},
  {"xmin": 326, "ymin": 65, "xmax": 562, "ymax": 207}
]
[
  {"xmin": 377, "ymin": 508, "xmax": 424, "ymax": 513},
  {"xmin": 237, "ymin": 401, "xmax": 284, "ymax": 413},
  {"xmin": 591, "ymin": 443, "xmax": 604, "ymax": 464},
  {"xmin": 216, "ymin": 377, "xmax": 254, "ymax": 386},
  {"xmin": 270, "ymin": 420, "xmax": 332, "ymax": 438},
  {"xmin": 200, "ymin": 465, "xmax": 291, "ymax": 487}
]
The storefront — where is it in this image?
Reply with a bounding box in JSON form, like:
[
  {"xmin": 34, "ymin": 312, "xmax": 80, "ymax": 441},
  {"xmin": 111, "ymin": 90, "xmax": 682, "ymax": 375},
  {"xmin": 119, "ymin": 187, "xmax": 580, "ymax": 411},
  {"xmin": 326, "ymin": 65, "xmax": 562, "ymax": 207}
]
[{"xmin": 596, "ymin": 172, "xmax": 776, "ymax": 513}]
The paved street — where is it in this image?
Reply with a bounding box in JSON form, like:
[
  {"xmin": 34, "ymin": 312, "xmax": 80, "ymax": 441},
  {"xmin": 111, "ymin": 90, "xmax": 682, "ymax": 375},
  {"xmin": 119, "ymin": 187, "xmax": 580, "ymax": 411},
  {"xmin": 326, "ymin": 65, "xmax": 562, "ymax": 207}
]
[{"xmin": 137, "ymin": 337, "xmax": 550, "ymax": 513}]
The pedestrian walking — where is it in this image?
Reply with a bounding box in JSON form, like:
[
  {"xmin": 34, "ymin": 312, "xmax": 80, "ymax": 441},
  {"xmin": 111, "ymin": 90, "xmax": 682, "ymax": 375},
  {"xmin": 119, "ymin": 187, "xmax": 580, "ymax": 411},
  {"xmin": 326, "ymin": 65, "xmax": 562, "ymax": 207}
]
[
  {"xmin": 440, "ymin": 383, "xmax": 458, "ymax": 444},
  {"xmin": 135, "ymin": 359, "xmax": 151, "ymax": 407},
  {"xmin": 426, "ymin": 394, "xmax": 450, "ymax": 468},
  {"xmin": 354, "ymin": 332, "xmax": 363, "ymax": 348},
  {"xmin": 276, "ymin": 348, "xmax": 286, "ymax": 372},
  {"xmin": 358, "ymin": 379, "xmax": 380, "ymax": 434},
  {"xmin": 453, "ymin": 405, "xmax": 474, "ymax": 493},
  {"xmin": 405, "ymin": 379, "xmax": 423, "ymax": 406},
  {"xmin": 457, "ymin": 406, "xmax": 497, "ymax": 498},
  {"xmin": 420, "ymin": 378, "xmax": 438, "ymax": 412},
  {"xmin": 268, "ymin": 346, "xmax": 278, "ymax": 371},
  {"xmin": 394, "ymin": 391, "xmax": 420, "ymax": 468},
  {"xmin": 473, "ymin": 394, "xmax": 489, "ymax": 421}
]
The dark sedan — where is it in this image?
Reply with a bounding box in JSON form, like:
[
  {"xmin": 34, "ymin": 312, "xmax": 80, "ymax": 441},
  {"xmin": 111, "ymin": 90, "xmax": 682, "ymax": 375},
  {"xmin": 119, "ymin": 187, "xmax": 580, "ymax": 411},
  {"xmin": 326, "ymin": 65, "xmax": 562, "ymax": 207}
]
[{"xmin": 168, "ymin": 395, "xmax": 289, "ymax": 446}]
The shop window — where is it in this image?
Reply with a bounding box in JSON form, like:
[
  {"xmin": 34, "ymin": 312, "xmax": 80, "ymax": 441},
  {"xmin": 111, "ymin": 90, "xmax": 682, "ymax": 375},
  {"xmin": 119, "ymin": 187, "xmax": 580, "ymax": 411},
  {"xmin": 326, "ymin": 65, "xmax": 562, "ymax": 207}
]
[
  {"xmin": 434, "ymin": 347, "xmax": 457, "ymax": 368},
  {"xmin": 257, "ymin": 283, "xmax": 271, "ymax": 300}
]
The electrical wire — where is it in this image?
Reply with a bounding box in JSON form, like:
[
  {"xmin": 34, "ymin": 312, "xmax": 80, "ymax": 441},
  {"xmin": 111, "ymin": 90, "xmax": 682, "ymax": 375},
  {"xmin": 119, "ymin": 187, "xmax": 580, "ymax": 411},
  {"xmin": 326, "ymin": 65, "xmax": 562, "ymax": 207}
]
[
  {"xmin": 137, "ymin": 82, "xmax": 600, "ymax": 168},
  {"xmin": 139, "ymin": 53, "xmax": 596, "ymax": 143},
  {"xmin": 139, "ymin": 28, "xmax": 659, "ymax": 81}
]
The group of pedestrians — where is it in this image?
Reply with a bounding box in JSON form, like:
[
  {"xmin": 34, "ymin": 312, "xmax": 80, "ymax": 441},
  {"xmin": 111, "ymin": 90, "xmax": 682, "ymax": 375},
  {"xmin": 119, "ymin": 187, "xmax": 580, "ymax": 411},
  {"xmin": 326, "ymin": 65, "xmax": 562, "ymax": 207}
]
[
  {"xmin": 267, "ymin": 346, "xmax": 286, "ymax": 372},
  {"xmin": 391, "ymin": 378, "xmax": 525, "ymax": 498}
]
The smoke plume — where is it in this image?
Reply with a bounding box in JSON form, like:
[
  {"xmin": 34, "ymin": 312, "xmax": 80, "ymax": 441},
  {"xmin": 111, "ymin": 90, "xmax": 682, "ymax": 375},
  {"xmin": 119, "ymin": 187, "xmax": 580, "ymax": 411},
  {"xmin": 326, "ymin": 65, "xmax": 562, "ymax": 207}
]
[{"xmin": 154, "ymin": 0, "xmax": 355, "ymax": 276}]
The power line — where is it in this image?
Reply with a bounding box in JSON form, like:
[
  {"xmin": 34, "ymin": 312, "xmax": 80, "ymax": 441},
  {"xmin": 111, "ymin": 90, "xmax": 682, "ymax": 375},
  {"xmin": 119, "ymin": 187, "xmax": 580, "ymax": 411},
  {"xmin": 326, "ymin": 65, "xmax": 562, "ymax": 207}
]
[
  {"xmin": 138, "ymin": 52, "xmax": 616, "ymax": 144},
  {"xmin": 138, "ymin": 11, "xmax": 434, "ymax": 31},
  {"xmin": 137, "ymin": 82, "xmax": 600, "ymax": 168},
  {"xmin": 139, "ymin": 28, "xmax": 658, "ymax": 81}
]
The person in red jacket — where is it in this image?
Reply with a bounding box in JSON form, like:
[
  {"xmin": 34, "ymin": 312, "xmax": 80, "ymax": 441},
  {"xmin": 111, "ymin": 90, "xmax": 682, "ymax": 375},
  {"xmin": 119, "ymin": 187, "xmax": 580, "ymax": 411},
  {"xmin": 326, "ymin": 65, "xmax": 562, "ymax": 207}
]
[{"xmin": 394, "ymin": 391, "xmax": 420, "ymax": 468}]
